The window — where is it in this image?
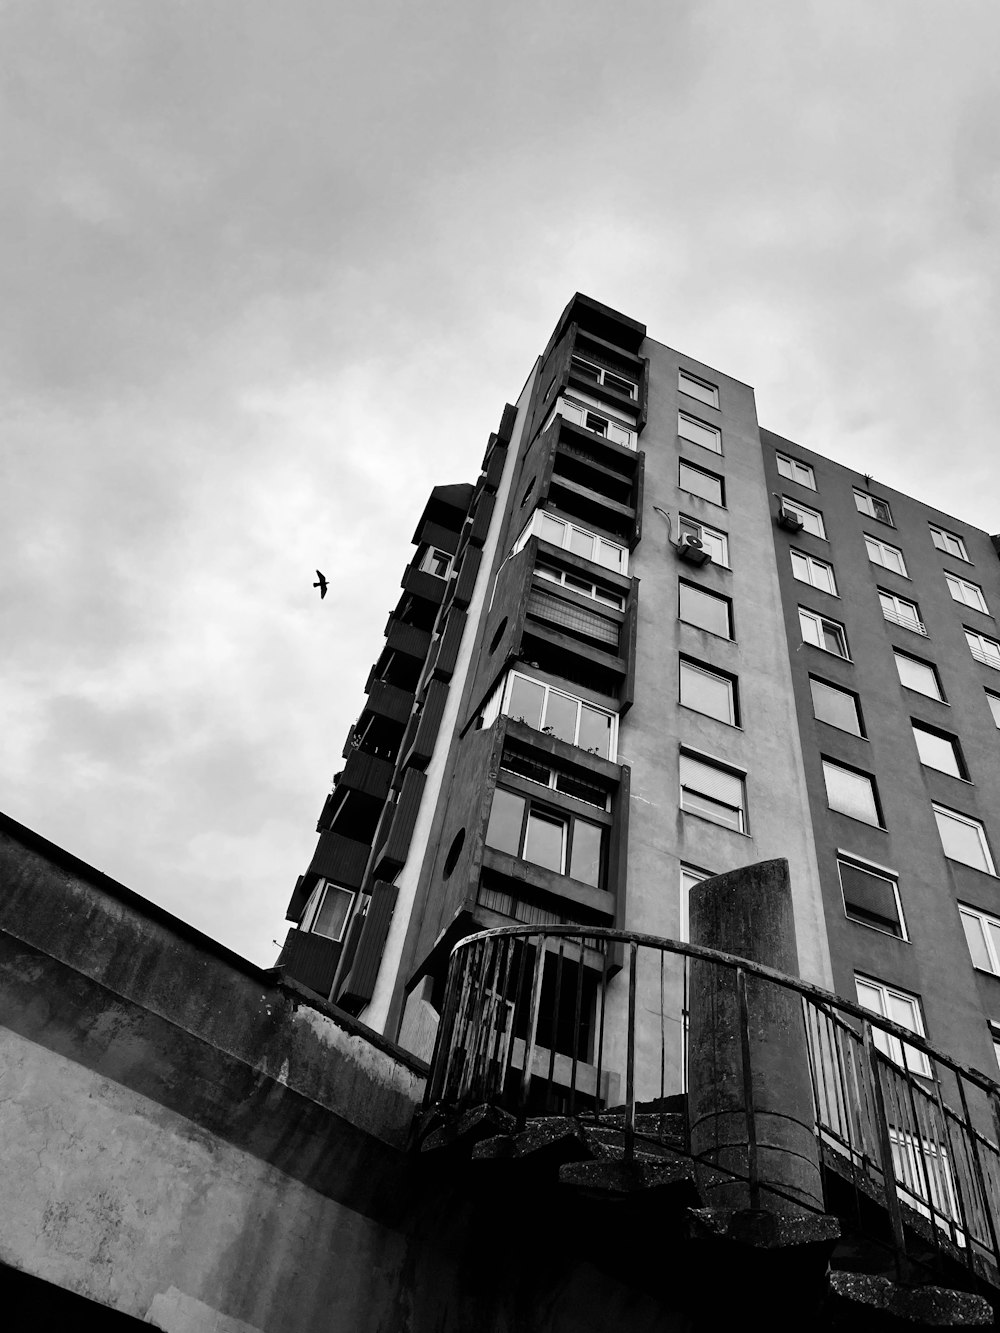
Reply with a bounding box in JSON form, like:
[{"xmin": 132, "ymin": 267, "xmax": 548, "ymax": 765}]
[
  {"xmin": 570, "ymin": 354, "xmax": 637, "ymax": 399},
  {"xmin": 822, "ymin": 758, "xmax": 883, "ymax": 827},
  {"xmin": 680, "ymin": 751, "xmax": 747, "ymax": 832},
  {"xmin": 839, "ymin": 856, "xmax": 905, "ymax": 938},
  {"xmin": 527, "ymin": 584, "xmax": 619, "ymax": 648},
  {"xmin": 485, "ymin": 786, "xmax": 605, "ymax": 887},
  {"xmin": 933, "ymin": 804, "xmax": 995, "ymax": 874},
  {"xmin": 515, "ymin": 510, "xmax": 629, "ymax": 575},
  {"xmin": 679, "ymin": 459, "xmax": 724, "ymax": 506},
  {"xmin": 966, "ymin": 629, "xmax": 1000, "ymax": 670},
  {"xmin": 419, "ymin": 546, "xmax": 452, "ymax": 578},
  {"xmin": 680, "ymin": 862, "xmax": 713, "ymax": 941},
  {"xmin": 986, "ymin": 692, "xmax": 1000, "ymax": 728},
  {"xmin": 679, "ymin": 580, "xmax": 733, "ymax": 638},
  {"xmin": 678, "ymin": 515, "xmax": 729, "ymax": 567},
  {"xmin": 678, "ymin": 370, "xmax": 719, "ymax": 409},
  {"xmin": 300, "ymin": 879, "xmax": 355, "ymax": 942},
  {"xmin": 930, "ymin": 524, "xmax": 969, "ymax": 562},
  {"xmin": 546, "ymin": 395, "xmax": 637, "ymax": 450},
  {"xmin": 959, "ymin": 904, "xmax": 1000, "ymax": 976},
  {"xmin": 992, "ymin": 1025, "xmax": 1000, "ymax": 1078},
  {"xmin": 854, "ymin": 489, "xmax": 893, "ymax": 525},
  {"xmin": 775, "ymin": 452, "xmax": 816, "ymax": 489},
  {"xmin": 679, "ymin": 657, "xmax": 739, "ymax": 725},
  {"xmin": 945, "ymin": 573, "xmax": 989, "ymax": 614},
  {"xmin": 855, "ymin": 976, "xmax": 931, "ymax": 1078},
  {"xmin": 879, "ymin": 590, "xmax": 926, "ymax": 634},
  {"xmin": 678, "ymin": 412, "xmax": 722, "ymax": 454},
  {"xmin": 865, "ymin": 536, "xmax": 907, "ymax": 577},
  {"xmin": 780, "ymin": 496, "xmax": 826, "ymax": 539},
  {"xmin": 893, "ymin": 651, "xmax": 944, "ymax": 701},
  {"xmin": 799, "ymin": 607, "xmax": 849, "ymax": 658},
  {"xmin": 911, "ymin": 721, "xmax": 967, "ymax": 779},
  {"xmin": 533, "ymin": 557, "xmax": 625, "ymax": 609},
  {"xmin": 499, "ymin": 745, "xmax": 610, "ymax": 810},
  {"xmin": 500, "ymin": 672, "xmax": 617, "ymax": 759},
  {"xmin": 791, "ymin": 549, "xmax": 838, "ymax": 595},
  {"xmin": 810, "ymin": 677, "xmax": 864, "ymax": 736}
]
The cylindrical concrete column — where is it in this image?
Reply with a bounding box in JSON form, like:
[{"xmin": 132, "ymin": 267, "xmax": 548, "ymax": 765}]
[{"xmin": 688, "ymin": 857, "xmax": 823, "ymax": 1214}]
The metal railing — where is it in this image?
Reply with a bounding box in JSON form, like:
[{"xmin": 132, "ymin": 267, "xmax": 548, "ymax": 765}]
[{"xmin": 425, "ymin": 926, "xmax": 1000, "ymax": 1286}]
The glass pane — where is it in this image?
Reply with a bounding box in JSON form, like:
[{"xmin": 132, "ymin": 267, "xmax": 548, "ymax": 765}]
[
  {"xmin": 872, "ymin": 498, "xmax": 892, "ymax": 523},
  {"xmin": 538, "ymin": 513, "xmax": 567, "ymax": 546},
  {"xmin": 699, "ymin": 528, "xmax": 727, "ymax": 563},
  {"xmin": 507, "ymin": 676, "xmax": 545, "ymax": 729},
  {"xmin": 824, "ymin": 762, "xmax": 879, "ymax": 825},
  {"xmin": 679, "ymin": 583, "xmax": 731, "ymax": 637},
  {"xmin": 799, "ymin": 610, "xmax": 821, "ymax": 648},
  {"xmin": 931, "ymin": 528, "xmax": 946, "ymax": 551},
  {"xmin": 810, "ymin": 679, "xmax": 860, "ymax": 734},
  {"xmin": 812, "ymin": 560, "xmax": 836, "ymax": 594},
  {"xmin": 678, "ymin": 413, "xmax": 721, "ymax": 452},
  {"xmin": 607, "ymin": 421, "xmax": 634, "ymax": 448},
  {"xmin": 680, "ymin": 755, "xmax": 744, "ymax": 807},
  {"xmin": 855, "ymin": 492, "xmax": 871, "ymax": 516},
  {"xmin": 913, "ymin": 726, "xmax": 961, "ymax": 777},
  {"xmin": 988, "ymin": 921, "xmax": 1000, "ymax": 970},
  {"xmin": 894, "ymin": 653, "xmax": 940, "ymax": 698},
  {"xmin": 578, "ymin": 704, "xmax": 613, "ymax": 757},
  {"xmin": 794, "ymin": 461, "xmax": 815, "ymax": 487},
  {"xmin": 681, "ymin": 662, "xmax": 734, "ymax": 722},
  {"xmin": 682, "ymin": 789, "xmax": 743, "ymax": 830},
  {"xmin": 605, "ymin": 371, "xmax": 635, "ymax": 396},
  {"xmin": 678, "ymin": 371, "xmax": 718, "ymax": 407},
  {"xmin": 313, "ymin": 885, "xmax": 353, "ymax": 941},
  {"xmin": 543, "ymin": 690, "xmax": 578, "ymax": 745},
  {"xmin": 790, "ymin": 551, "xmax": 810, "ymax": 583},
  {"xmin": 597, "ymin": 540, "xmax": 625, "ymax": 573},
  {"xmin": 535, "ymin": 558, "xmax": 563, "ymax": 583},
  {"xmin": 568, "ymin": 526, "xmax": 595, "ymax": 559},
  {"xmin": 679, "ymin": 461, "xmax": 723, "ymax": 505},
  {"xmin": 571, "ymin": 357, "xmax": 601, "ymax": 382},
  {"xmin": 935, "ymin": 808, "xmax": 991, "ymax": 872},
  {"xmin": 886, "ymin": 991, "xmax": 919, "ymax": 1033},
  {"xmin": 884, "ymin": 547, "xmax": 905, "ymax": 575},
  {"xmin": 565, "ymin": 573, "xmax": 593, "ymax": 595},
  {"xmin": 485, "ymin": 788, "xmax": 525, "ymax": 856},
  {"xmin": 570, "ymin": 820, "xmax": 603, "ymax": 887},
  {"xmin": 776, "ymin": 456, "xmax": 792, "ymax": 479},
  {"xmin": 961, "ymin": 911, "xmax": 992, "ymax": 971},
  {"xmin": 820, "ymin": 622, "xmax": 845, "ymax": 656},
  {"xmin": 987, "ymin": 694, "xmax": 1000, "ymax": 727},
  {"xmin": 523, "ymin": 810, "xmax": 564, "ymax": 872}
]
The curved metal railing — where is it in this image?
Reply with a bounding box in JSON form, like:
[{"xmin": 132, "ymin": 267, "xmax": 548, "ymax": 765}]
[{"xmin": 425, "ymin": 925, "xmax": 1000, "ymax": 1286}]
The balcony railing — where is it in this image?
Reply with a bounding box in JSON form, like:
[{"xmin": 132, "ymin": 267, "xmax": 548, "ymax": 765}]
[
  {"xmin": 425, "ymin": 926, "xmax": 1000, "ymax": 1289},
  {"xmin": 881, "ymin": 606, "xmax": 928, "ymax": 635}
]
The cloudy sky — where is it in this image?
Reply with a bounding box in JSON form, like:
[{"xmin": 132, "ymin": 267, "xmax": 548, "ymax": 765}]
[{"xmin": 3, "ymin": 1, "xmax": 999, "ymax": 967}]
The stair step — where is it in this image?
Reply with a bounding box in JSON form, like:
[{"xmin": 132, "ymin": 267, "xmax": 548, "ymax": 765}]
[{"xmin": 558, "ymin": 1157, "xmax": 697, "ymax": 1198}]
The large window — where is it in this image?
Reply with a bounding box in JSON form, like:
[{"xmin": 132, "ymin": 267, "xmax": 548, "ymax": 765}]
[
  {"xmin": 419, "ymin": 546, "xmax": 452, "ymax": 578},
  {"xmin": 810, "ymin": 677, "xmax": 864, "ymax": 736},
  {"xmin": 893, "ymin": 650, "xmax": 944, "ymax": 701},
  {"xmin": 865, "ymin": 535, "xmax": 907, "ymax": 577},
  {"xmin": 570, "ymin": 354, "xmax": 637, "ymax": 399},
  {"xmin": 986, "ymin": 691, "xmax": 1000, "ymax": 728},
  {"xmin": 679, "ymin": 459, "xmax": 724, "ymax": 506},
  {"xmin": 945, "ymin": 573, "xmax": 989, "ymax": 614},
  {"xmin": 960, "ymin": 904, "xmax": 1000, "ymax": 976},
  {"xmin": 680, "ymin": 863, "xmax": 713, "ymax": 941},
  {"xmin": 680, "ymin": 751, "xmax": 747, "ymax": 832},
  {"xmin": 855, "ymin": 489, "xmax": 893, "ymax": 525},
  {"xmin": 911, "ymin": 721, "xmax": 967, "ymax": 779},
  {"xmin": 856, "ymin": 976, "xmax": 930, "ymax": 1077},
  {"xmin": 515, "ymin": 510, "xmax": 629, "ymax": 575},
  {"xmin": 546, "ymin": 394, "xmax": 636, "ymax": 450},
  {"xmin": 678, "ymin": 515, "xmax": 729, "ymax": 566},
  {"xmin": 839, "ymin": 856, "xmax": 905, "ymax": 938},
  {"xmin": 300, "ymin": 879, "xmax": 355, "ymax": 942},
  {"xmin": 822, "ymin": 758, "xmax": 883, "ymax": 827},
  {"xmin": 679, "ymin": 580, "xmax": 733, "ymax": 638},
  {"xmin": 485, "ymin": 787, "xmax": 604, "ymax": 887},
  {"xmin": 929, "ymin": 524, "xmax": 969, "ymax": 562},
  {"xmin": 791, "ymin": 549, "xmax": 837, "ymax": 595},
  {"xmin": 506, "ymin": 674, "xmax": 616, "ymax": 758},
  {"xmin": 679, "ymin": 657, "xmax": 739, "ymax": 725},
  {"xmin": 879, "ymin": 590, "xmax": 926, "ymax": 634},
  {"xmin": 534, "ymin": 556, "xmax": 625, "ymax": 610},
  {"xmin": 781, "ymin": 496, "xmax": 826, "ymax": 538},
  {"xmin": 499, "ymin": 745, "xmax": 610, "ymax": 810},
  {"xmin": 933, "ymin": 804, "xmax": 995, "ymax": 874},
  {"xmin": 966, "ymin": 629, "xmax": 1000, "ymax": 670},
  {"xmin": 799, "ymin": 607, "xmax": 849, "ymax": 658},
  {"xmin": 678, "ymin": 412, "xmax": 722, "ymax": 454},
  {"xmin": 678, "ymin": 369, "xmax": 719, "ymax": 408},
  {"xmin": 775, "ymin": 452, "xmax": 816, "ymax": 489}
]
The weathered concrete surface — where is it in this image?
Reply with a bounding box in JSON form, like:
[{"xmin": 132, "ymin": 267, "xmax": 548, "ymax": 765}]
[{"xmin": 688, "ymin": 858, "xmax": 825, "ymax": 1215}]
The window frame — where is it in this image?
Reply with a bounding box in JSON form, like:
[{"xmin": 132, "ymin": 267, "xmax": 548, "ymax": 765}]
[
  {"xmin": 678, "ymin": 411, "xmax": 722, "ymax": 455},
  {"xmin": 959, "ymin": 903, "xmax": 1000, "ymax": 977},
  {"xmin": 300, "ymin": 879, "xmax": 356, "ymax": 942},
  {"xmin": 533, "ymin": 555, "xmax": 626, "ymax": 610},
  {"xmin": 838, "ymin": 854, "xmax": 906, "ymax": 940},
  {"xmin": 945, "ymin": 573, "xmax": 989, "ymax": 615},
  {"xmin": 822, "ymin": 756, "xmax": 885, "ymax": 828},
  {"xmin": 854, "ymin": 489, "xmax": 894, "ymax": 525},
  {"xmin": 498, "ymin": 670, "xmax": 619, "ymax": 760},
  {"xmin": 929, "ymin": 524, "xmax": 970, "ymax": 562},
  {"xmin": 570, "ymin": 353, "xmax": 638, "ymax": 400},
  {"xmin": 893, "ymin": 650, "xmax": 945, "ymax": 701},
  {"xmin": 419, "ymin": 546, "xmax": 453, "ymax": 578},
  {"xmin": 499, "ymin": 745, "xmax": 611, "ymax": 811},
  {"xmin": 775, "ymin": 452, "xmax": 816, "ymax": 489},
  {"xmin": 966, "ymin": 629, "xmax": 1000, "ymax": 670},
  {"xmin": 865, "ymin": 534, "xmax": 908, "ymax": 577},
  {"xmin": 679, "ymin": 861, "xmax": 714, "ymax": 942},
  {"xmin": 809, "ymin": 675, "xmax": 865, "ymax": 736},
  {"xmin": 678, "ymin": 457, "xmax": 725, "ymax": 507},
  {"xmin": 679, "ymin": 656, "xmax": 740, "ymax": 726},
  {"xmin": 933, "ymin": 803, "xmax": 996, "ymax": 875},
  {"xmin": 679, "ymin": 578, "xmax": 734, "ymax": 640},
  {"xmin": 485, "ymin": 783, "xmax": 607, "ymax": 888},
  {"xmin": 878, "ymin": 589, "xmax": 926, "ymax": 635},
  {"xmin": 911, "ymin": 720, "xmax": 968, "ymax": 780},
  {"xmin": 791, "ymin": 548, "xmax": 838, "ymax": 595},
  {"xmin": 780, "ymin": 496, "xmax": 826, "ymax": 539},
  {"xmin": 855, "ymin": 974, "xmax": 931, "ymax": 1078},
  {"xmin": 678, "ymin": 514, "xmax": 730, "ymax": 567},
  {"xmin": 986, "ymin": 691, "xmax": 1000, "ymax": 728},
  {"xmin": 799, "ymin": 606, "xmax": 850, "ymax": 659},
  {"xmin": 678, "ymin": 369, "xmax": 719, "ymax": 409},
  {"xmin": 679, "ymin": 748, "xmax": 748, "ymax": 834},
  {"xmin": 546, "ymin": 394, "xmax": 637, "ymax": 450},
  {"xmin": 514, "ymin": 509, "xmax": 629, "ymax": 576}
]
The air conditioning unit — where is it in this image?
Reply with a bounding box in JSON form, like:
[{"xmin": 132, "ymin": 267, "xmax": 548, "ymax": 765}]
[
  {"xmin": 777, "ymin": 506, "xmax": 804, "ymax": 533},
  {"xmin": 676, "ymin": 534, "xmax": 712, "ymax": 566}
]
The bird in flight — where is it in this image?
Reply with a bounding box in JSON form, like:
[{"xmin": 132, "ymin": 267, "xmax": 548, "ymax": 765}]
[{"xmin": 313, "ymin": 570, "xmax": 328, "ymax": 599}]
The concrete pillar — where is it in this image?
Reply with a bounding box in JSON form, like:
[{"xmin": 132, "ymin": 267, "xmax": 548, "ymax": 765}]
[{"xmin": 687, "ymin": 857, "xmax": 824, "ymax": 1215}]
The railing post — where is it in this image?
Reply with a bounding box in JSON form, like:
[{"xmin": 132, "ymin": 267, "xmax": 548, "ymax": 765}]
[
  {"xmin": 625, "ymin": 939, "xmax": 637, "ymax": 1164},
  {"xmin": 863, "ymin": 1019, "xmax": 910, "ymax": 1285},
  {"xmin": 519, "ymin": 936, "xmax": 547, "ymax": 1122},
  {"xmin": 736, "ymin": 967, "xmax": 760, "ymax": 1211}
]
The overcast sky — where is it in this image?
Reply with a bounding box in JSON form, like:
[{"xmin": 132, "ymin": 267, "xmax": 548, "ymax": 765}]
[{"xmin": 3, "ymin": 1, "xmax": 999, "ymax": 966}]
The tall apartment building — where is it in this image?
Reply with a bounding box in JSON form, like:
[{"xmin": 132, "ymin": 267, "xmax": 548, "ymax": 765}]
[{"xmin": 278, "ymin": 292, "xmax": 1000, "ymax": 1097}]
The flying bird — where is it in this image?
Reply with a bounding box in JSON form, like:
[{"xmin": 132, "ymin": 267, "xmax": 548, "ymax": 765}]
[{"xmin": 313, "ymin": 570, "xmax": 328, "ymax": 600}]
